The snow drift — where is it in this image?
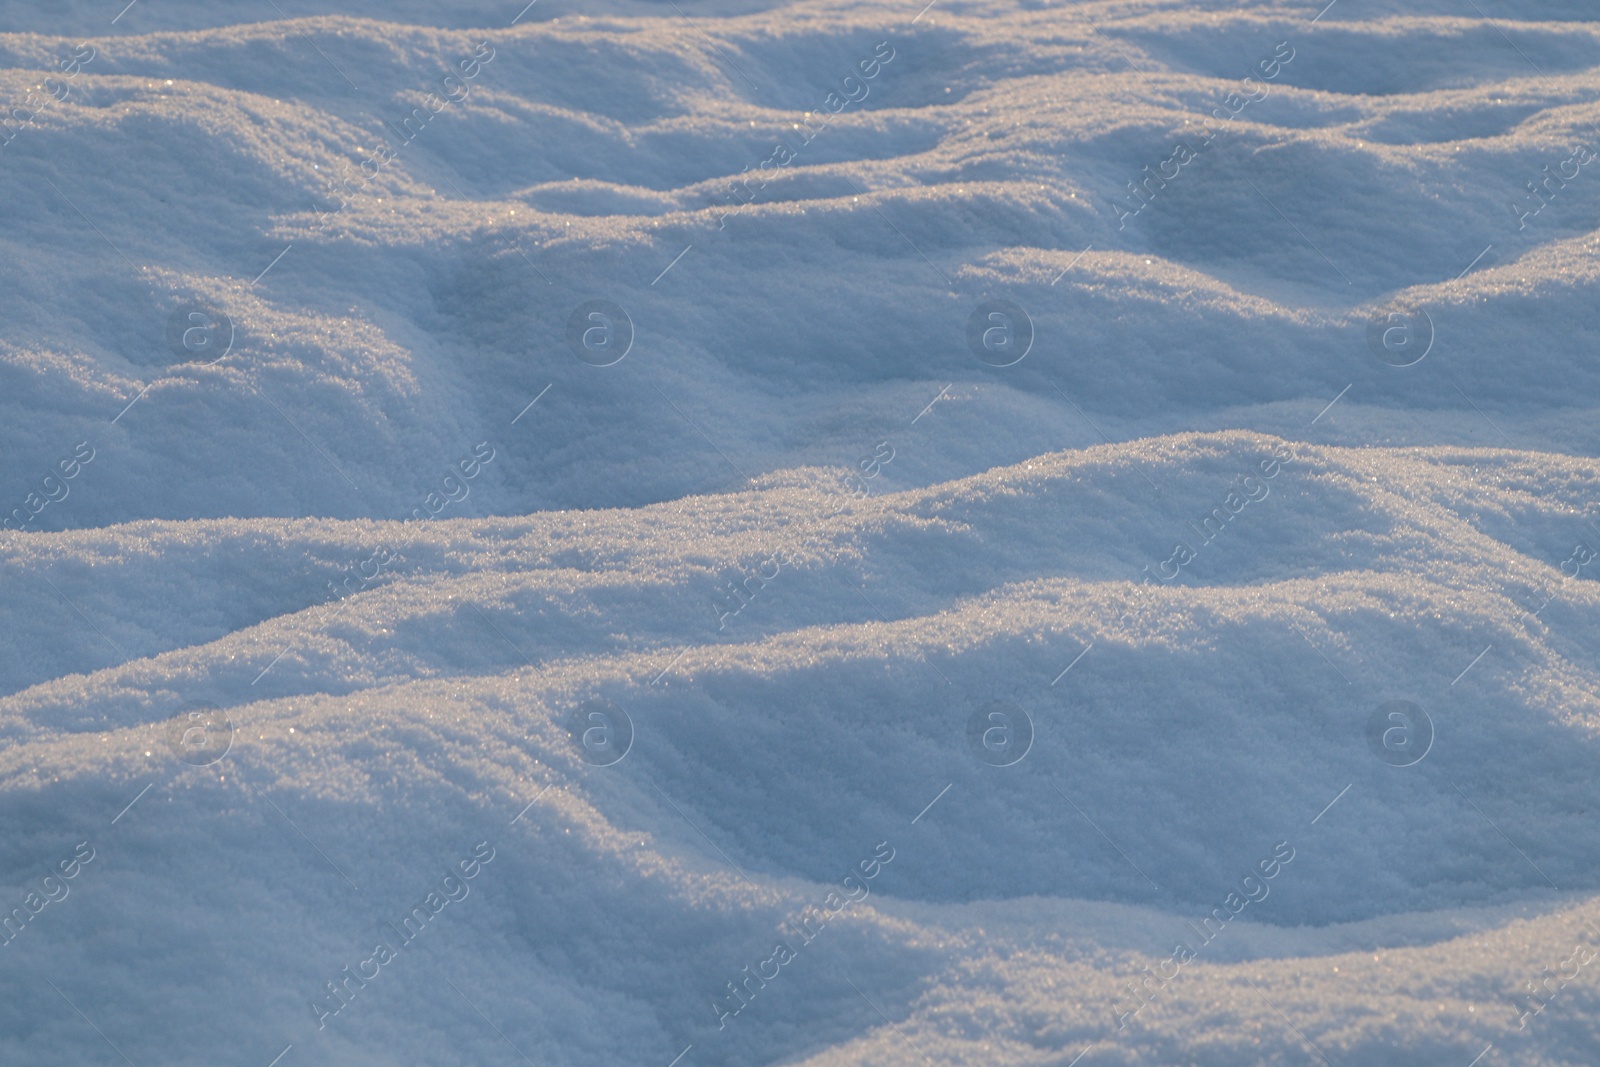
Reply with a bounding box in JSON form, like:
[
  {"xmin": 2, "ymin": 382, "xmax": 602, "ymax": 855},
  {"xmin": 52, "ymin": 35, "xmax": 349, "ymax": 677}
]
[{"xmin": 2, "ymin": 1, "xmax": 1599, "ymax": 1065}]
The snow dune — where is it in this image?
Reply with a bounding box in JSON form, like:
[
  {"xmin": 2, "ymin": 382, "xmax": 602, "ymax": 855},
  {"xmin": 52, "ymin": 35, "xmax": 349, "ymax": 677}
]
[{"xmin": 2, "ymin": 1, "xmax": 1599, "ymax": 1065}]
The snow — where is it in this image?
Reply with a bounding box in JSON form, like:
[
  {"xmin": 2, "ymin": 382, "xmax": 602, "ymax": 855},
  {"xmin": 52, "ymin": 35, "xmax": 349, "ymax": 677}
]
[{"xmin": 2, "ymin": 0, "xmax": 1599, "ymax": 1064}]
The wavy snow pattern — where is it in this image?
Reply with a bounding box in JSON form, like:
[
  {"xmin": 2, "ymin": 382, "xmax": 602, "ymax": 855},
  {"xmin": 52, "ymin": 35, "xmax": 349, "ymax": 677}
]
[{"xmin": 1, "ymin": 1, "xmax": 1599, "ymax": 1066}]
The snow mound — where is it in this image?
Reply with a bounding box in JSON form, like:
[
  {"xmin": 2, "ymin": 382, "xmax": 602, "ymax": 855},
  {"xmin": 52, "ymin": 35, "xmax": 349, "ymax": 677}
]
[
  {"xmin": 3, "ymin": 1, "xmax": 1600, "ymax": 1065},
  {"xmin": 4, "ymin": 434, "xmax": 1600, "ymax": 1065}
]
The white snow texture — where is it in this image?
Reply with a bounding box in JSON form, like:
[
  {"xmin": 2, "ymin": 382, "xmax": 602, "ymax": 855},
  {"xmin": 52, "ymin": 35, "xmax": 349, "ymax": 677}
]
[{"xmin": 2, "ymin": 0, "xmax": 1599, "ymax": 1065}]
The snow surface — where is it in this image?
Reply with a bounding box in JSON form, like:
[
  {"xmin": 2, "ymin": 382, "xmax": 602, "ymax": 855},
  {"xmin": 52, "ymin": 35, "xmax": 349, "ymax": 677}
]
[{"xmin": 3, "ymin": 0, "xmax": 1600, "ymax": 1064}]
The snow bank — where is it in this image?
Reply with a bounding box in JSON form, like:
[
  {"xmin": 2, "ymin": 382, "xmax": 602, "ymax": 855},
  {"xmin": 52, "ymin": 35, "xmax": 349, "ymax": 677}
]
[{"xmin": 2, "ymin": 1, "xmax": 1598, "ymax": 1065}]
